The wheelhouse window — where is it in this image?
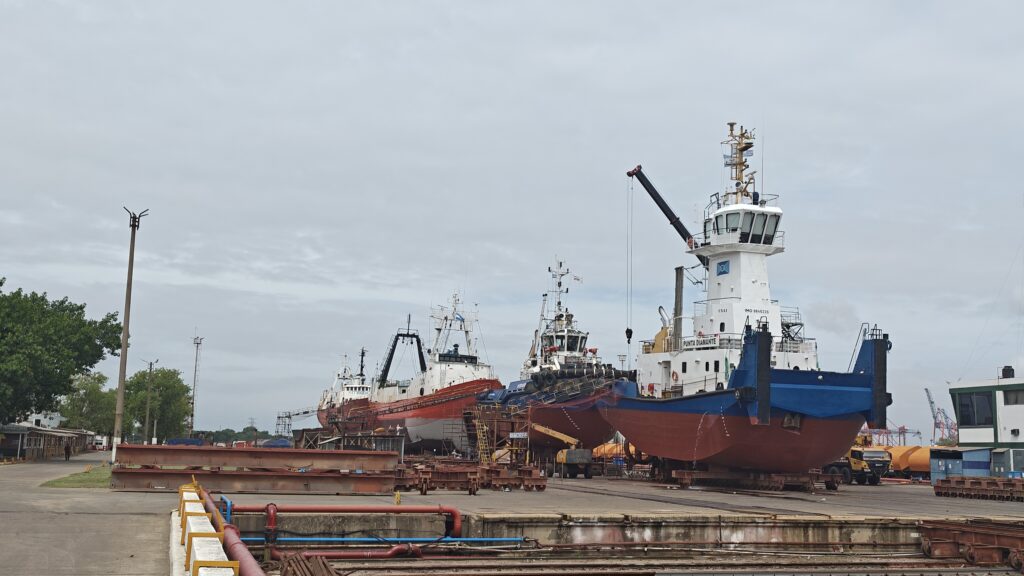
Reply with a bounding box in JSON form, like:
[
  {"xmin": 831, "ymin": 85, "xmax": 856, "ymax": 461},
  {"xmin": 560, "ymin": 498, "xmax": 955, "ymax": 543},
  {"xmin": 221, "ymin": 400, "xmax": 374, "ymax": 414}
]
[
  {"xmin": 763, "ymin": 214, "xmax": 780, "ymax": 244},
  {"xmin": 567, "ymin": 335, "xmax": 580, "ymax": 352},
  {"xmin": 715, "ymin": 215, "xmax": 725, "ymax": 235},
  {"xmin": 740, "ymin": 212, "xmax": 753, "ymax": 242},
  {"xmin": 1005, "ymin": 389, "xmax": 1024, "ymax": 406},
  {"xmin": 704, "ymin": 219, "xmax": 712, "ymax": 241},
  {"xmin": 751, "ymin": 213, "xmax": 767, "ymax": 243},
  {"xmin": 956, "ymin": 391, "xmax": 994, "ymax": 426},
  {"xmin": 726, "ymin": 212, "xmax": 740, "ymax": 233}
]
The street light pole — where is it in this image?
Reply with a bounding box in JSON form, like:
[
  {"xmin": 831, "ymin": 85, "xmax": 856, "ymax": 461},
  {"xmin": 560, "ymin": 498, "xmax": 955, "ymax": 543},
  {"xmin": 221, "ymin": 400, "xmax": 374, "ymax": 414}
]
[
  {"xmin": 112, "ymin": 208, "xmax": 148, "ymax": 464},
  {"xmin": 142, "ymin": 359, "xmax": 159, "ymax": 445},
  {"xmin": 188, "ymin": 336, "xmax": 203, "ymax": 436}
]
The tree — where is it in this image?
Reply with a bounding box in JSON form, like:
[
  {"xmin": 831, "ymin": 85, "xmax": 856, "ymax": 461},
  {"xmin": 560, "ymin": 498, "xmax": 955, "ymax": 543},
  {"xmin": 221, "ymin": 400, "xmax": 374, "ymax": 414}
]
[
  {"xmin": 0, "ymin": 279, "xmax": 121, "ymax": 424},
  {"xmin": 59, "ymin": 373, "xmax": 116, "ymax": 434},
  {"xmin": 124, "ymin": 367, "xmax": 191, "ymax": 441}
]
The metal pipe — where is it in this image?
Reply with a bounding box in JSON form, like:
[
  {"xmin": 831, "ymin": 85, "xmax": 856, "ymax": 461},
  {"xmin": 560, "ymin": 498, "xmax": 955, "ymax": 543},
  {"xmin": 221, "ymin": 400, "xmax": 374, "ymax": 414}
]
[
  {"xmin": 233, "ymin": 504, "xmax": 462, "ymax": 538},
  {"xmin": 265, "ymin": 503, "xmax": 279, "ymax": 546},
  {"xmin": 241, "ymin": 537, "xmax": 524, "ymax": 543},
  {"xmin": 199, "ymin": 489, "xmax": 266, "ymax": 576},
  {"xmin": 201, "ymin": 489, "xmax": 226, "ymax": 532},
  {"xmin": 220, "ymin": 495, "xmax": 234, "ymax": 524},
  {"xmin": 224, "ymin": 524, "xmax": 268, "ymax": 576},
  {"xmin": 545, "ymin": 540, "xmax": 914, "ymax": 548},
  {"xmin": 269, "ymin": 543, "xmax": 422, "ymax": 560}
]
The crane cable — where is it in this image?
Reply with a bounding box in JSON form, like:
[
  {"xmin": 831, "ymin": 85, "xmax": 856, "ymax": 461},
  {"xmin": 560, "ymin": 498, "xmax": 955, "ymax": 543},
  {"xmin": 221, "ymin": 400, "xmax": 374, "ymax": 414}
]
[{"xmin": 625, "ymin": 176, "xmax": 635, "ymax": 363}]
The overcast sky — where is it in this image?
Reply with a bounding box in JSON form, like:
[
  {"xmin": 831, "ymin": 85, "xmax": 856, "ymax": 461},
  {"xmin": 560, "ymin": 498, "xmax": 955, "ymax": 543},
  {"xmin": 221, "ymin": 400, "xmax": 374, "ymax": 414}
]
[{"xmin": 2, "ymin": 1, "xmax": 1022, "ymax": 439}]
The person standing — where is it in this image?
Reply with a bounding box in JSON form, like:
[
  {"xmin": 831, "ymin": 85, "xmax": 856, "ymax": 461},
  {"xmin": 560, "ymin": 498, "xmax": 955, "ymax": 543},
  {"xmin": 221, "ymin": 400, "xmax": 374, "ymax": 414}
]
[{"xmin": 63, "ymin": 442, "xmax": 71, "ymax": 461}]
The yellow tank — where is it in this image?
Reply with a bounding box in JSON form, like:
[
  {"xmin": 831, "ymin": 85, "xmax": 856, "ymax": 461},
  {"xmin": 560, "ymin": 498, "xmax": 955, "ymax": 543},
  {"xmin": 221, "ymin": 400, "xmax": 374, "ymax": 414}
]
[
  {"xmin": 592, "ymin": 441, "xmax": 647, "ymax": 460},
  {"xmin": 884, "ymin": 446, "xmax": 932, "ymax": 474},
  {"xmin": 905, "ymin": 447, "xmax": 932, "ymax": 473},
  {"xmin": 884, "ymin": 446, "xmax": 918, "ymax": 472}
]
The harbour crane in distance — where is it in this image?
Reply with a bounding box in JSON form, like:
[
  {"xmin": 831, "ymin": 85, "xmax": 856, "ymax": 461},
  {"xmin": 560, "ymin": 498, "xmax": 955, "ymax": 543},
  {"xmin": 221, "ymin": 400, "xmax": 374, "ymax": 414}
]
[
  {"xmin": 275, "ymin": 406, "xmax": 319, "ymax": 437},
  {"xmin": 925, "ymin": 387, "xmax": 958, "ymax": 445}
]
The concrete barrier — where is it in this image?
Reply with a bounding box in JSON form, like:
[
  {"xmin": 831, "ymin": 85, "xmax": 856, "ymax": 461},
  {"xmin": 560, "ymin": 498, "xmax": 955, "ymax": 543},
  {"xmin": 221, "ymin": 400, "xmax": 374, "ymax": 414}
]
[{"xmin": 175, "ymin": 485, "xmax": 238, "ymax": 576}]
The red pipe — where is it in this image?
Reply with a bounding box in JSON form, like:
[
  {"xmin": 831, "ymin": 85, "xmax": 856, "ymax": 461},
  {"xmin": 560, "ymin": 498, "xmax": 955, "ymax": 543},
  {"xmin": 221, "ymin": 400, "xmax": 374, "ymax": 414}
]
[
  {"xmin": 224, "ymin": 524, "xmax": 268, "ymax": 576},
  {"xmin": 234, "ymin": 504, "xmax": 462, "ymax": 537},
  {"xmin": 269, "ymin": 544, "xmax": 422, "ymax": 560},
  {"xmin": 199, "ymin": 489, "xmax": 266, "ymax": 576}
]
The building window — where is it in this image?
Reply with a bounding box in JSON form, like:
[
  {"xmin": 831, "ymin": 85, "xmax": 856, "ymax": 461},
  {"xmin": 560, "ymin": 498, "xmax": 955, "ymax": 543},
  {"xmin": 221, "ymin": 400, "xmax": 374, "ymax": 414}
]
[
  {"xmin": 1005, "ymin": 389, "xmax": 1024, "ymax": 405},
  {"xmin": 956, "ymin": 391, "xmax": 994, "ymax": 426}
]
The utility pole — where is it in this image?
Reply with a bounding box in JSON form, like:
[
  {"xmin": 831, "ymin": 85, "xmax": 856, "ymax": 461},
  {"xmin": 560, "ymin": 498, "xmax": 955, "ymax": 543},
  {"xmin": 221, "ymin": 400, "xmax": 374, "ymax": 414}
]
[
  {"xmin": 142, "ymin": 359, "xmax": 159, "ymax": 444},
  {"xmin": 112, "ymin": 208, "xmax": 148, "ymax": 464},
  {"xmin": 188, "ymin": 335, "xmax": 203, "ymax": 436}
]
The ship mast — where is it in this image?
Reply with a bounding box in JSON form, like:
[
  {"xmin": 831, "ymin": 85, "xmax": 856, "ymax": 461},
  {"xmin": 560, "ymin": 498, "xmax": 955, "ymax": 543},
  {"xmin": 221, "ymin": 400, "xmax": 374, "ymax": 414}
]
[{"xmin": 722, "ymin": 121, "xmax": 757, "ymax": 205}]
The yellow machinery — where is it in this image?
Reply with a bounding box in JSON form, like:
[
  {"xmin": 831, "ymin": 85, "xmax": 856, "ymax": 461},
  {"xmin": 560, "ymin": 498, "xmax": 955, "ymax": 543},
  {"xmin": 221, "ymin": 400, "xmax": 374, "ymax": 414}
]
[
  {"xmin": 529, "ymin": 423, "xmax": 593, "ymax": 479},
  {"xmin": 825, "ymin": 434, "xmax": 892, "ymax": 485},
  {"xmin": 885, "ymin": 445, "xmax": 932, "ymax": 478}
]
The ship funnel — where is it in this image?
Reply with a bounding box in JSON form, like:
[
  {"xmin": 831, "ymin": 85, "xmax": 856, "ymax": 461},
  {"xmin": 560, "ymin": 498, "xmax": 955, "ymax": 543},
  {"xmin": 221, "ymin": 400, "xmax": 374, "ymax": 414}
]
[{"xmin": 673, "ymin": 266, "xmax": 684, "ymax": 351}]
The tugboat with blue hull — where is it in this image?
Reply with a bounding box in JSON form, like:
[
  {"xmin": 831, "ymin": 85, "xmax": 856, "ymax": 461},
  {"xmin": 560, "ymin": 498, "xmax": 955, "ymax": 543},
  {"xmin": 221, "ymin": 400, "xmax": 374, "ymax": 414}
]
[
  {"xmin": 478, "ymin": 261, "xmax": 627, "ymax": 451},
  {"xmin": 600, "ymin": 322, "xmax": 890, "ymax": 473},
  {"xmin": 596, "ymin": 122, "xmax": 891, "ymax": 481}
]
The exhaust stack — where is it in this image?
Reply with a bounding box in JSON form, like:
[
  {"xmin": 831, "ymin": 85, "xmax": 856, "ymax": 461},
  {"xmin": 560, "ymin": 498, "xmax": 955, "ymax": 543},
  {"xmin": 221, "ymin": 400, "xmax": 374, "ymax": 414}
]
[{"xmin": 673, "ymin": 266, "xmax": 684, "ymax": 351}]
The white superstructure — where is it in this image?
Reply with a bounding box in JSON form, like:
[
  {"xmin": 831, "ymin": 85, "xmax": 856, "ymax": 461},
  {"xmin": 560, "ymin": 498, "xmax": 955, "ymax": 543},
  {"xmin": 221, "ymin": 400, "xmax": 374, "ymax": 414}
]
[
  {"xmin": 636, "ymin": 122, "xmax": 819, "ymax": 397},
  {"xmin": 521, "ymin": 260, "xmax": 605, "ymax": 379},
  {"xmin": 318, "ymin": 351, "xmax": 371, "ymax": 410},
  {"xmin": 372, "ymin": 293, "xmax": 495, "ymax": 403},
  {"xmin": 949, "ymin": 366, "xmax": 1024, "ymax": 448}
]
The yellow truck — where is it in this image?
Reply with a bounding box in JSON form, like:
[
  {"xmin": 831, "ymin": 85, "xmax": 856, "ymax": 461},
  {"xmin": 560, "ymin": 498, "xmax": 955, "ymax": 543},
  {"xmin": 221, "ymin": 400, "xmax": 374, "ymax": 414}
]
[{"xmin": 824, "ymin": 436, "xmax": 892, "ymax": 485}]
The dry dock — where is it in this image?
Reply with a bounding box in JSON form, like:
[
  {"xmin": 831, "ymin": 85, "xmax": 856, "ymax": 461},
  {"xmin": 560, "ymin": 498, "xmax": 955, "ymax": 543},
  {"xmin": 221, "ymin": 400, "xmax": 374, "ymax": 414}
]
[{"xmin": 4, "ymin": 453, "xmax": 1023, "ymax": 576}]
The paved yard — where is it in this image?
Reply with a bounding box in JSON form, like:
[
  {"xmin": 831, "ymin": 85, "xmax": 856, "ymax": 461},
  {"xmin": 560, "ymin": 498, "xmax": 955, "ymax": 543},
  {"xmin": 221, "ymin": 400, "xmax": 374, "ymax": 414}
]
[{"xmin": 0, "ymin": 452, "xmax": 176, "ymax": 576}]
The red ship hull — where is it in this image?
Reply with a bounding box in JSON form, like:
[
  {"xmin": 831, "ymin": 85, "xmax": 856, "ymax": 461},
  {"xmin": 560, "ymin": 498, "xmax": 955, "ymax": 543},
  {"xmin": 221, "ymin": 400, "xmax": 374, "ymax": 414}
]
[
  {"xmin": 598, "ymin": 405, "xmax": 865, "ymax": 472},
  {"xmin": 322, "ymin": 379, "xmax": 501, "ymax": 451},
  {"xmin": 317, "ymin": 397, "xmax": 370, "ymax": 429},
  {"xmin": 527, "ymin": 388, "xmax": 616, "ymax": 449}
]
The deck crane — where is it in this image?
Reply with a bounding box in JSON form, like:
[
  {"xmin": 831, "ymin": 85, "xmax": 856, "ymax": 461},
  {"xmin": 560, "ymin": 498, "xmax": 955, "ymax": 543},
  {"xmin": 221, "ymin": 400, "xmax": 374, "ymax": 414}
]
[
  {"xmin": 626, "ymin": 165, "xmax": 710, "ymax": 347},
  {"xmin": 275, "ymin": 406, "xmax": 319, "ymax": 437},
  {"xmin": 626, "ymin": 165, "xmax": 709, "ymax": 268},
  {"xmin": 925, "ymin": 388, "xmax": 958, "ymax": 445}
]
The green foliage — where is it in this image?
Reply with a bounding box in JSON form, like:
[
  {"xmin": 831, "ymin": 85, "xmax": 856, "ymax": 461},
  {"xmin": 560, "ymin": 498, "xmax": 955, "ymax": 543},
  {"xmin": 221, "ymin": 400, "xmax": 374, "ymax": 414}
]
[
  {"xmin": 124, "ymin": 367, "xmax": 191, "ymax": 441},
  {"xmin": 199, "ymin": 427, "xmax": 274, "ymax": 444},
  {"xmin": 0, "ymin": 278, "xmax": 121, "ymax": 424},
  {"xmin": 59, "ymin": 373, "xmax": 116, "ymax": 434},
  {"xmin": 41, "ymin": 464, "xmax": 112, "ymax": 488}
]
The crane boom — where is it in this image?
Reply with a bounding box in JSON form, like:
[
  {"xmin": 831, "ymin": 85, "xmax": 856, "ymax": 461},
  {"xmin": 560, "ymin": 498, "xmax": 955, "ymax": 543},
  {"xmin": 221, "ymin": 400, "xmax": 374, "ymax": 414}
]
[
  {"xmin": 627, "ymin": 165, "xmax": 709, "ymax": 267},
  {"xmin": 529, "ymin": 422, "xmax": 579, "ymax": 447},
  {"xmin": 925, "ymin": 388, "xmax": 939, "ymax": 422}
]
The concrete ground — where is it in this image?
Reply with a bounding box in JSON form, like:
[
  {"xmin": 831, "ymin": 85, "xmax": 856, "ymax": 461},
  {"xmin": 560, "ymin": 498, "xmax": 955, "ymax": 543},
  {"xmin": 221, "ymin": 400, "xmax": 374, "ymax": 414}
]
[
  {"xmin": 0, "ymin": 451, "xmax": 176, "ymax": 576},
  {"xmin": 2, "ymin": 455, "xmax": 1021, "ymax": 576},
  {"xmin": 224, "ymin": 475, "xmax": 1023, "ymax": 519}
]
